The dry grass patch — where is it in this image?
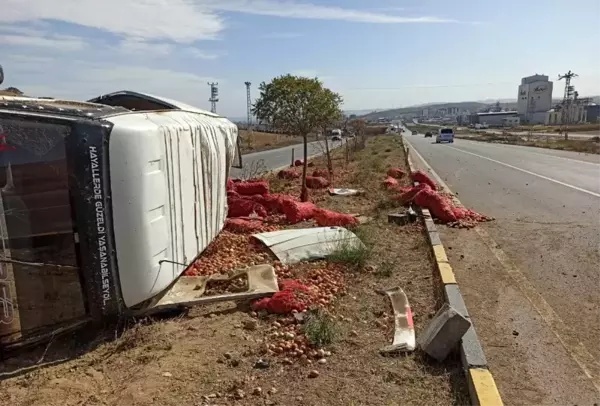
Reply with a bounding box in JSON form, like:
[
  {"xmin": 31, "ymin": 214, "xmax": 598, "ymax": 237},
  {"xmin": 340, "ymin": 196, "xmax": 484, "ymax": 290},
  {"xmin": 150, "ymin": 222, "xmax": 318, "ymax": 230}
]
[{"xmin": 239, "ymin": 130, "xmax": 304, "ymax": 154}]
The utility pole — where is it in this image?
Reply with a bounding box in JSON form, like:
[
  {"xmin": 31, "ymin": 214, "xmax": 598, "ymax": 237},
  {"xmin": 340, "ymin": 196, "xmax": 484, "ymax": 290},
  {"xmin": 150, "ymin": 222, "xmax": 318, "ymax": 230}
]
[
  {"xmin": 244, "ymin": 81, "xmax": 252, "ymax": 130},
  {"xmin": 207, "ymin": 82, "xmax": 219, "ymax": 114},
  {"xmin": 558, "ymin": 70, "xmax": 578, "ymax": 140}
]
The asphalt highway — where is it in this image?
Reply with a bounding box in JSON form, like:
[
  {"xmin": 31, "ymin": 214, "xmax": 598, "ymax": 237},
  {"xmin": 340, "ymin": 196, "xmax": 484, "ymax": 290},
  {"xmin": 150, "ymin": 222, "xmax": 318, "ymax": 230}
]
[
  {"xmin": 404, "ymin": 131, "xmax": 600, "ymax": 404},
  {"xmin": 231, "ymin": 138, "xmax": 346, "ymax": 178}
]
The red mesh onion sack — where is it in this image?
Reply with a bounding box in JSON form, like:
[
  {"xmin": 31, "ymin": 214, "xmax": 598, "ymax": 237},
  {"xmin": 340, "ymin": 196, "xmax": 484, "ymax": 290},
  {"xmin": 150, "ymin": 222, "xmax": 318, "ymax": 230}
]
[
  {"xmin": 294, "ymin": 159, "xmax": 303, "ymax": 167},
  {"xmin": 227, "ymin": 190, "xmax": 240, "ymax": 199},
  {"xmin": 234, "ymin": 180, "xmax": 269, "ymax": 196},
  {"xmin": 261, "ymin": 193, "xmax": 290, "ymax": 214},
  {"xmin": 313, "ymin": 208, "xmax": 359, "ymax": 227},
  {"xmin": 227, "ymin": 197, "xmax": 268, "ymax": 218},
  {"xmin": 387, "ymin": 168, "xmax": 405, "ymax": 179},
  {"xmin": 306, "ymin": 176, "xmax": 329, "ymax": 189},
  {"xmin": 226, "ymin": 177, "xmax": 235, "ymax": 191},
  {"xmin": 410, "ymin": 170, "xmax": 437, "ymax": 191},
  {"xmin": 312, "ymin": 169, "xmax": 329, "ymax": 178},
  {"xmin": 277, "ymin": 169, "xmax": 300, "ymax": 179},
  {"xmin": 280, "ymin": 198, "xmax": 316, "ymax": 224},
  {"xmin": 252, "ymin": 280, "xmax": 312, "ymax": 313},
  {"xmin": 382, "ymin": 176, "xmax": 399, "ymax": 189},
  {"xmin": 413, "ymin": 188, "xmax": 457, "ymax": 223},
  {"xmin": 391, "ymin": 183, "xmax": 430, "ymax": 203}
]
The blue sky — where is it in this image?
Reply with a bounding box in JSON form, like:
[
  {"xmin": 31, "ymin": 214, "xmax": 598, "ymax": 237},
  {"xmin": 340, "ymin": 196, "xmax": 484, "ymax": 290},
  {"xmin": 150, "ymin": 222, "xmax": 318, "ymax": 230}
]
[{"xmin": 1, "ymin": 0, "xmax": 599, "ymax": 117}]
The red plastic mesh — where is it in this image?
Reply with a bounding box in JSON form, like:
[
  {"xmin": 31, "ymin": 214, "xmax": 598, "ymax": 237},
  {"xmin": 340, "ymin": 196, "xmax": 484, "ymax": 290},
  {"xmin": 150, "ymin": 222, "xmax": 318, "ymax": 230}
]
[
  {"xmin": 387, "ymin": 168, "xmax": 406, "ymax": 179},
  {"xmin": 313, "ymin": 208, "xmax": 358, "ymax": 227},
  {"xmin": 227, "ymin": 197, "xmax": 268, "ymax": 218},
  {"xmin": 414, "ymin": 188, "xmax": 457, "ymax": 222},
  {"xmin": 294, "ymin": 159, "xmax": 303, "ymax": 167},
  {"xmin": 277, "ymin": 169, "xmax": 301, "ymax": 179},
  {"xmin": 410, "ymin": 170, "xmax": 437, "ymax": 191},
  {"xmin": 280, "ymin": 199, "xmax": 316, "ymax": 224},
  {"xmin": 306, "ymin": 176, "xmax": 330, "ymax": 189},
  {"xmin": 382, "ymin": 176, "xmax": 399, "ymax": 189},
  {"xmin": 252, "ymin": 280, "xmax": 313, "ymax": 313},
  {"xmin": 234, "ymin": 180, "xmax": 269, "ymax": 196}
]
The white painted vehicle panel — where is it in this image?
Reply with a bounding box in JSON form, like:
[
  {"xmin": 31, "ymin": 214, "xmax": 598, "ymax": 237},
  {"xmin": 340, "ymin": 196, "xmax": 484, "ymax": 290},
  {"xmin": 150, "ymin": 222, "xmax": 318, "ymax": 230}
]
[{"xmin": 106, "ymin": 111, "xmax": 237, "ymax": 307}]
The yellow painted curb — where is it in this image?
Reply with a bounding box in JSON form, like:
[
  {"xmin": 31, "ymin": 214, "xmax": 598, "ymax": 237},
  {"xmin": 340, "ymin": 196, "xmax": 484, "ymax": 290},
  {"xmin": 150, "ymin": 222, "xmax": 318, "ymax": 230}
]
[
  {"xmin": 469, "ymin": 368, "xmax": 504, "ymax": 406},
  {"xmin": 433, "ymin": 244, "xmax": 449, "ymax": 263},
  {"xmin": 438, "ymin": 262, "xmax": 457, "ymax": 285}
]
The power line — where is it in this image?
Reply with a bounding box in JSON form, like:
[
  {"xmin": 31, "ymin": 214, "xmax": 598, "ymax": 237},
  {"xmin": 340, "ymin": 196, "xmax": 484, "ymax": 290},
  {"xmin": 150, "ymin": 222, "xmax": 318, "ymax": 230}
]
[{"xmin": 558, "ymin": 70, "xmax": 578, "ymax": 140}]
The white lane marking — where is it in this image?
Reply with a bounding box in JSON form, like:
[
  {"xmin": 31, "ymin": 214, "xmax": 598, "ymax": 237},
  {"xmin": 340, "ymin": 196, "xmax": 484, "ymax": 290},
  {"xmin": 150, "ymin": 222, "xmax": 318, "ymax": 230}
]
[
  {"xmin": 446, "ymin": 145, "xmax": 600, "ymax": 198},
  {"xmin": 457, "ymin": 138, "xmax": 600, "ymax": 166}
]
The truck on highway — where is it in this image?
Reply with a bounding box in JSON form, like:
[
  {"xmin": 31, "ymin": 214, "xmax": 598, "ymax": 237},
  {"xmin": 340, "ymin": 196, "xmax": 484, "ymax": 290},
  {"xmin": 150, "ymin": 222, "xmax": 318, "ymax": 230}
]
[{"xmin": 0, "ymin": 90, "xmax": 242, "ymax": 354}]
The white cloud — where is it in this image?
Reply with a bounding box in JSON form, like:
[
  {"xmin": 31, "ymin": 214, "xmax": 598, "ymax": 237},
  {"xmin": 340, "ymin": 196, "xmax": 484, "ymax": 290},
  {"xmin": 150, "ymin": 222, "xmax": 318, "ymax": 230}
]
[
  {"xmin": 1, "ymin": 0, "xmax": 457, "ymax": 47},
  {"xmin": 206, "ymin": 0, "xmax": 456, "ymax": 24},
  {"xmin": 1, "ymin": 0, "xmax": 224, "ymax": 42},
  {"xmin": 0, "ymin": 32, "xmax": 86, "ymax": 51},
  {"xmin": 4, "ymin": 53, "xmax": 221, "ymax": 105}
]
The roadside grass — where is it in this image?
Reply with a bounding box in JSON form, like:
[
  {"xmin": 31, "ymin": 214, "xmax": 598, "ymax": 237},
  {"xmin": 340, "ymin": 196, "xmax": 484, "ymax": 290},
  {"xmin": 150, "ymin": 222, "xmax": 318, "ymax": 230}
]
[
  {"xmin": 302, "ymin": 135, "xmax": 469, "ymax": 405},
  {"xmin": 302, "ymin": 309, "xmax": 339, "ymax": 348},
  {"xmin": 457, "ymin": 132, "xmax": 600, "ymax": 154},
  {"xmin": 328, "ymin": 226, "xmax": 373, "ymax": 269}
]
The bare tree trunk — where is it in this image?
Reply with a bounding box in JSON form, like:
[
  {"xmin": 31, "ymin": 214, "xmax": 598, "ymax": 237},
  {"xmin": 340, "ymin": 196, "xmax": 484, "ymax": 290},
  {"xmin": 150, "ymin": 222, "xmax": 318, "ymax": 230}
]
[
  {"xmin": 300, "ymin": 133, "xmax": 309, "ymax": 202},
  {"xmin": 325, "ymin": 136, "xmax": 333, "ymax": 184},
  {"xmin": 345, "ymin": 140, "xmax": 349, "ymax": 166}
]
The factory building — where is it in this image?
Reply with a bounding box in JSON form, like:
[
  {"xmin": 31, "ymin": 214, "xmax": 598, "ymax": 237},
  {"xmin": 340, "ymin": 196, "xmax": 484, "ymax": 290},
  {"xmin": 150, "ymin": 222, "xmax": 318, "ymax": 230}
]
[{"xmin": 517, "ymin": 74, "xmax": 553, "ymax": 124}]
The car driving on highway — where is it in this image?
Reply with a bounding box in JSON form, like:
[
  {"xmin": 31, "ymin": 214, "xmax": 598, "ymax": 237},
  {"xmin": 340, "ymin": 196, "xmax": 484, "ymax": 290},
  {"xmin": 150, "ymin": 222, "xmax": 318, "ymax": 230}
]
[
  {"xmin": 436, "ymin": 128, "xmax": 455, "ymax": 143},
  {"xmin": 425, "ymin": 131, "xmax": 432, "ymax": 138}
]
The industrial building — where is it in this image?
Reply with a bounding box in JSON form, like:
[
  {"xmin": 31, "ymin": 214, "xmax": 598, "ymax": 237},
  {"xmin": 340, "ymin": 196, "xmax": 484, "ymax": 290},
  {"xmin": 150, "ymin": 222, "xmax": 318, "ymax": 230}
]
[
  {"xmin": 546, "ymin": 104, "xmax": 588, "ymax": 125},
  {"xmin": 517, "ymin": 74, "xmax": 553, "ymax": 124},
  {"xmin": 477, "ymin": 111, "xmax": 519, "ymax": 127},
  {"xmin": 586, "ymin": 104, "xmax": 600, "ymax": 123}
]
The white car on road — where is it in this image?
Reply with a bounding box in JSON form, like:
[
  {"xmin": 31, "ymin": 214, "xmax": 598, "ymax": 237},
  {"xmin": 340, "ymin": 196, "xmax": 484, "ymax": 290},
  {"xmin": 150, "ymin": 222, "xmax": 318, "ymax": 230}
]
[{"xmin": 436, "ymin": 128, "xmax": 455, "ymax": 143}]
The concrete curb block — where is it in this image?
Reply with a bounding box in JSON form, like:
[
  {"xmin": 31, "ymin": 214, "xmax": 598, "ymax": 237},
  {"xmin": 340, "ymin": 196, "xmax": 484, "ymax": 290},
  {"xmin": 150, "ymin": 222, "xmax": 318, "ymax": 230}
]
[{"xmin": 401, "ymin": 136, "xmax": 503, "ymax": 406}]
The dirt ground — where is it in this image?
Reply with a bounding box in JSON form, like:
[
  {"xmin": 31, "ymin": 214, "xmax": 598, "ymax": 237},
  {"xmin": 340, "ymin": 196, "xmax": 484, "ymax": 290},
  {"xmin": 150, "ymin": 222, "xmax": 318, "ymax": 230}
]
[
  {"xmin": 0, "ymin": 135, "xmax": 468, "ymax": 406},
  {"xmin": 238, "ymin": 130, "xmax": 304, "ymax": 154}
]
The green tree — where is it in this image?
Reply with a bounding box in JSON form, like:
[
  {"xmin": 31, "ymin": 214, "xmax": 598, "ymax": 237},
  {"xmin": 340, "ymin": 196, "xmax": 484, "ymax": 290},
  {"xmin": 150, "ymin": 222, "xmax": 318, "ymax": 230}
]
[{"xmin": 252, "ymin": 75, "xmax": 342, "ymax": 201}]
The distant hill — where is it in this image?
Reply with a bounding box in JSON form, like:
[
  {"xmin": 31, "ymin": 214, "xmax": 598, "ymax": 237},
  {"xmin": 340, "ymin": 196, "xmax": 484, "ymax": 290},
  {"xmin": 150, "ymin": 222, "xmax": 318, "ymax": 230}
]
[
  {"xmin": 360, "ymin": 101, "xmax": 488, "ymax": 120},
  {"xmin": 359, "ymin": 95, "xmax": 600, "ymax": 120},
  {"xmin": 0, "ymin": 87, "xmax": 24, "ymax": 96}
]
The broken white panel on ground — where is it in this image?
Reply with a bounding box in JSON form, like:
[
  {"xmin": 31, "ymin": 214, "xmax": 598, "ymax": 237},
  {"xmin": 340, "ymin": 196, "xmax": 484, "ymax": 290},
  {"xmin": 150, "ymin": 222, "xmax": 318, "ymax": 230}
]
[
  {"xmin": 252, "ymin": 227, "xmax": 365, "ymax": 265},
  {"xmin": 328, "ymin": 188, "xmax": 363, "ymax": 196},
  {"xmin": 142, "ymin": 264, "xmax": 279, "ymax": 314},
  {"xmin": 380, "ymin": 287, "xmax": 416, "ymax": 354}
]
